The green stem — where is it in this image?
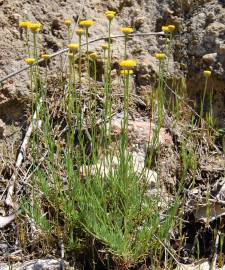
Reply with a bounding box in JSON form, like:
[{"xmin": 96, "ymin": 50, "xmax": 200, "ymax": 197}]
[
  {"xmin": 33, "ymin": 33, "xmax": 37, "ymax": 60},
  {"xmin": 124, "ymin": 75, "xmax": 129, "ymax": 145},
  {"xmin": 107, "ymin": 21, "xmax": 112, "ymax": 147},
  {"xmin": 200, "ymin": 77, "xmax": 208, "ymax": 127},
  {"xmin": 67, "ymin": 55, "xmax": 75, "ymax": 153},
  {"xmin": 44, "ymin": 61, "xmax": 48, "ymax": 88},
  {"xmin": 86, "ymin": 29, "xmax": 90, "ymax": 89},
  {"xmin": 107, "ymin": 22, "xmax": 111, "ymax": 80},
  {"xmin": 91, "ymin": 59, "xmax": 98, "ymax": 161},
  {"xmin": 25, "ymin": 29, "xmax": 30, "ymax": 57},
  {"xmin": 124, "ymin": 35, "xmax": 128, "ymax": 60},
  {"xmin": 103, "ymin": 49, "xmax": 107, "ymax": 82},
  {"xmin": 78, "ymin": 35, "xmax": 82, "ymax": 87},
  {"xmin": 67, "ymin": 26, "xmax": 71, "ymax": 44},
  {"xmin": 120, "ymin": 74, "xmax": 130, "ymax": 163}
]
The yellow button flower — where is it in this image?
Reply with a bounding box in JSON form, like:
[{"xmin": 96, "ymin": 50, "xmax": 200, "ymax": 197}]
[
  {"xmin": 203, "ymin": 70, "xmax": 212, "ymax": 78},
  {"xmin": 155, "ymin": 53, "xmax": 166, "ymax": 61},
  {"xmin": 101, "ymin": 43, "xmax": 109, "ymax": 50},
  {"xmin": 19, "ymin": 21, "xmax": 32, "ymax": 29},
  {"xmin": 29, "ymin": 23, "xmax": 41, "ymax": 33},
  {"xmin": 119, "ymin": 59, "xmax": 137, "ymax": 69},
  {"xmin": 24, "ymin": 58, "xmax": 35, "ymax": 65},
  {"xmin": 120, "ymin": 70, "xmax": 134, "ymax": 76},
  {"xmin": 68, "ymin": 43, "xmax": 79, "ymax": 52},
  {"xmin": 89, "ymin": 52, "xmax": 98, "ymax": 61},
  {"xmin": 105, "ymin": 10, "xmax": 116, "ymax": 21},
  {"xmin": 64, "ymin": 19, "xmax": 72, "ymax": 26},
  {"xmin": 76, "ymin": 28, "xmax": 84, "ymax": 36},
  {"xmin": 162, "ymin": 26, "xmax": 170, "ymax": 34},
  {"xmin": 41, "ymin": 54, "xmax": 50, "ymax": 60},
  {"xmin": 168, "ymin": 25, "xmax": 175, "ymax": 32},
  {"xmin": 79, "ymin": 20, "xmax": 94, "ymax": 28},
  {"xmin": 121, "ymin": 27, "xmax": 134, "ymax": 35}
]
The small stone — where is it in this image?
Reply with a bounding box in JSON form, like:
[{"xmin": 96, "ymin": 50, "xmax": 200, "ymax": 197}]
[
  {"xmin": 0, "ymin": 259, "xmax": 72, "ymax": 270},
  {"xmin": 136, "ymin": 55, "xmax": 158, "ymax": 86},
  {"xmin": 111, "ymin": 118, "xmax": 173, "ymax": 148},
  {"xmin": 0, "ymin": 119, "xmax": 6, "ymax": 138},
  {"xmin": 206, "ymin": 12, "xmax": 214, "ymax": 24},
  {"xmin": 10, "ymin": 13, "xmax": 20, "ymax": 24},
  {"xmin": 51, "ymin": 18, "xmax": 61, "ymax": 31},
  {"xmin": 219, "ymin": 44, "xmax": 225, "ymax": 54},
  {"xmin": 206, "ymin": 22, "xmax": 225, "ymax": 37},
  {"xmin": 134, "ymin": 17, "xmax": 145, "ymax": 30},
  {"xmin": 202, "ymin": 53, "xmax": 217, "ymax": 64},
  {"xmin": 120, "ymin": 0, "xmax": 133, "ymax": 7}
]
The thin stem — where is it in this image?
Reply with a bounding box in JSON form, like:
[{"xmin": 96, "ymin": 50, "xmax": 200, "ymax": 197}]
[
  {"xmin": 91, "ymin": 59, "xmax": 98, "ymax": 161},
  {"xmin": 107, "ymin": 22, "xmax": 111, "ymax": 79},
  {"xmin": 103, "ymin": 49, "xmax": 107, "ymax": 82},
  {"xmin": 25, "ymin": 29, "xmax": 30, "ymax": 57},
  {"xmin": 78, "ymin": 35, "xmax": 82, "ymax": 88},
  {"xmin": 107, "ymin": 21, "xmax": 112, "ymax": 146},
  {"xmin": 86, "ymin": 29, "xmax": 90, "ymax": 89},
  {"xmin": 200, "ymin": 77, "xmax": 208, "ymax": 127},
  {"xmin": 67, "ymin": 26, "xmax": 71, "ymax": 44},
  {"xmin": 124, "ymin": 35, "xmax": 128, "ymax": 59}
]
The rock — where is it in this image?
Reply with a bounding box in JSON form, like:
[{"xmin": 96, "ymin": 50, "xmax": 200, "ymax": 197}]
[
  {"xmin": 111, "ymin": 118, "xmax": 173, "ymax": 149},
  {"xmin": 206, "ymin": 22, "xmax": 225, "ymax": 37},
  {"xmin": 120, "ymin": 0, "xmax": 134, "ymax": 7},
  {"xmin": 80, "ymin": 152, "xmax": 158, "ymax": 189},
  {"xmin": 0, "ymin": 259, "xmax": 74, "ymax": 270},
  {"xmin": 176, "ymin": 261, "xmax": 210, "ymax": 270},
  {"xmin": 176, "ymin": 261, "xmax": 225, "ymax": 270},
  {"xmin": 134, "ymin": 17, "xmax": 145, "ymax": 30},
  {"xmin": 136, "ymin": 55, "xmax": 157, "ymax": 86},
  {"xmin": 202, "ymin": 52, "xmax": 217, "ymax": 64},
  {"xmin": 132, "ymin": 151, "xmax": 157, "ymax": 188},
  {"xmin": 9, "ymin": 13, "xmax": 20, "ymax": 24},
  {"xmin": 51, "ymin": 18, "xmax": 62, "ymax": 31},
  {"xmin": 0, "ymin": 119, "xmax": 6, "ymax": 138},
  {"xmin": 219, "ymin": 43, "xmax": 225, "ymax": 54}
]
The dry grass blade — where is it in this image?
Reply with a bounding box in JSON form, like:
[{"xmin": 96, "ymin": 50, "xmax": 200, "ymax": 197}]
[{"xmin": 5, "ymin": 99, "xmax": 43, "ymax": 209}]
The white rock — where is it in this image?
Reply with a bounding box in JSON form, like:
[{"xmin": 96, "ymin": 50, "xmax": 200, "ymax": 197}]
[
  {"xmin": 0, "ymin": 119, "xmax": 6, "ymax": 138},
  {"xmin": 0, "ymin": 259, "xmax": 73, "ymax": 270},
  {"xmin": 202, "ymin": 53, "xmax": 217, "ymax": 64},
  {"xmin": 176, "ymin": 261, "xmax": 210, "ymax": 270}
]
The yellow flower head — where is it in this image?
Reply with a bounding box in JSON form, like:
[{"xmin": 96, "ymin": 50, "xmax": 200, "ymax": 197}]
[
  {"xmin": 162, "ymin": 26, "xmax": 170, "ymax": 34},
  {"xmin": 19, "ymin": 21, "xmax": 32, "ymax": 29},
  {"xmin": 120, "ymin": 70, "xmax": 134, "ymax": 76},
  {"xmin": 79, "ymin": 20, "xmax": 94, "ymax": 28},
  {"xmin": 76, "ymin": 28, "xmax": 84, "ymax": 36},
  {"xmin": 155, "ymin": 53, "xmax": 166, "ymax": 61},
  {"xmin": 89, "ymin": 52, "xmax": 98, "ymax": 60},
  {"xmin": 29, "ymin": 22, "xmax": 41, "ymax": 33},
  {"xmin": 121, "ymin": 27, "xmax": 134, "ymax": 35},
  {"xmin": 105, "ymin": 10, "xmax": 116, "ymax": 21},
  {"xmin": 41, "ymin": 54, "xmax": 50, "ymax": 60},
  {"xmin": 68, "ymin": 43, "xmax": 79, "ymax": 52},
  {"xmin": 64, "ymin": 19, "xmax": 72, "ymax": 26},
  {"xmin": 101, "ymin": 43, "xmax": 109, "ymax": 50},
  {"xmin": 119, "ymin": 59, "xmax": 137, "ymax": 70},
  {"xmin": 203, "ymin": 70, "xmax": 212, "ymax": 78},
  {"xmin": 25, "ymin": 58, "xmax": 35, "ymax": 65},
  {"xmin": 168, "ymin": 25, "xmax": 175, "ymax": 32}
]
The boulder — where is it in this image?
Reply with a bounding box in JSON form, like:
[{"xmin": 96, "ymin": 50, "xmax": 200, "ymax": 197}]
[{"xmin": 202, "ymin": 52, "xmax": 217, "ymax": 64}]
